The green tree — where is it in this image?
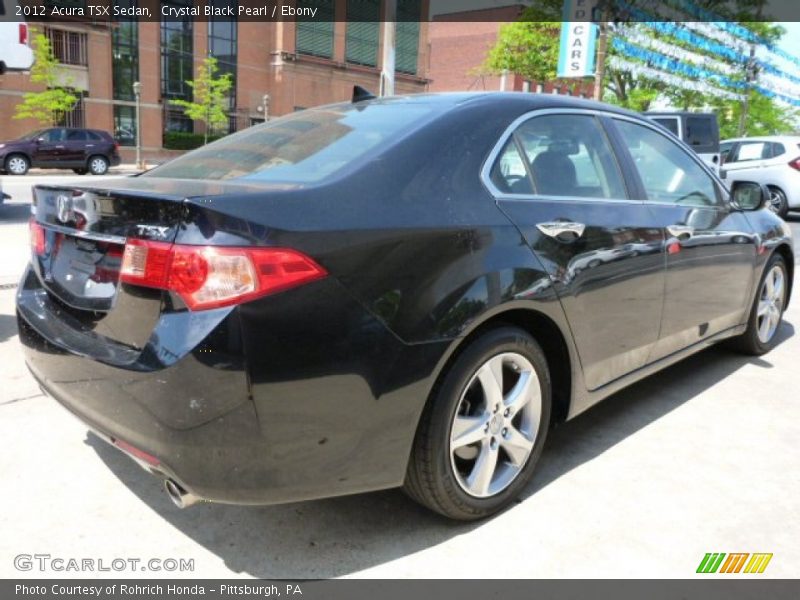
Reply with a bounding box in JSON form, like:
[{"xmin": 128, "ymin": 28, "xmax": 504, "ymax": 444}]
[
  {"xmin": 13, "ymin": 32, "xmax": 78, "ymax": 126},
  {"xmin": 172, "ymin": 56, "xmax": 233, "ymax": 144},
  {"xmin": 710, "ymin": 92, "xmax": 800, "ymax": 138},
  {"xmin": 483, "ymin": 21, "xmax": 561, "ymax": 85}
]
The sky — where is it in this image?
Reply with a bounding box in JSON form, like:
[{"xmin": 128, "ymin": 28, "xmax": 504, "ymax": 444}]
[{"xmin": 778, "ymin": 22, "xmax": 800, "ymax": 57}]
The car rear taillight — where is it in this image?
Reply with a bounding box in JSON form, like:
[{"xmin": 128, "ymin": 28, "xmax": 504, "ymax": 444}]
[
  {"xmin": 19, "ymin": 23, "xmax": 28, "ymax": 45},
  {"xmin": 120, "ymin": 241, "xmax": 327, "ymax": 310},
  {"xmin": 788, "ymin": 157, "xmax": 800, "ymax": 171},
  {"xmin": 29, "ymin": 219, "xmax": 46, "ymax": 256}
]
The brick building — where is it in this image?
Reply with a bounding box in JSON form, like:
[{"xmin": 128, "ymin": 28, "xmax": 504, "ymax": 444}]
[
  {"xmin": 0, "ymin": 0, "xmax": 430, "ymax": 163},
  {"xmin": 428, "ymin": 5, "xmax": 593, "ymax": 97}
]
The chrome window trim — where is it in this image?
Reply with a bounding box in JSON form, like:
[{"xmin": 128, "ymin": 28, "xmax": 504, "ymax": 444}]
[
  {"xmin": 480, "ymin": 107, "xmax": 639, "ymax": 205},
  {"xmin": 480, "ymin": 106, "xmax": 728, "ymax": 208}
]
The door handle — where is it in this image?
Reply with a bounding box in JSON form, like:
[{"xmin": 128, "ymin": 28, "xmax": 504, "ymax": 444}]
[
  {"xmin": 55, "ymin": 145, "xmax": 65, "ymax": 149},
  {"xmin": 666, "ymin": 225, "xmax": 694, "ymax": 240},
  {"xmin": 536, "ymin": 221, "xmax": 586, "ymax": 240}
]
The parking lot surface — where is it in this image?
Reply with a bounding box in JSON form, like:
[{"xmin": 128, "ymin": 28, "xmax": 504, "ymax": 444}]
[{"xmin": 0, "ymin": 175, "xmax": 798, "ymax": 578}]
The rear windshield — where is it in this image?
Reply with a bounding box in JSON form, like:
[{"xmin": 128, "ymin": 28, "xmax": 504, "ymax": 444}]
[{"xmin": 144, "ymin": 102, "xmax": 436, "ymax": 183}]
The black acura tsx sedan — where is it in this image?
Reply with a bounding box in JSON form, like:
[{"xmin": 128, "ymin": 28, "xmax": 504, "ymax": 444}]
[{"xmin": 18, "ymin": 93, "xmax": 793, "ymax": 520}]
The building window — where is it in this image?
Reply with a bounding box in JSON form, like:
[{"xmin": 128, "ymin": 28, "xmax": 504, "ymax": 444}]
[
  {"xmin": 161, "ymin": 0, "xmax": 194, "ymax": 102},
  {"xmin": 56, "ymin": 91, "xmax": 85, "ymax": 128},
  {"xmin": 208, "ymin": 0, "xmax": 237, "ymax": 132},
  {"xmin": 346, "ymin": 0, "xmax": 379, "ymax": 67},
  {"xmin": 113, "ymin": 105, "xmax": 137, "ymax": 146},
  {"xmin": 164, "ymin": 105, "xmax": 193, "ymax": 133},
  {"xmin": 396, "ymin": 0, "xmax": 420, "ymax": 75},
  {"xmin": 112, "ymin": 1, "xmax": 139, "ymax": 101},
  {"xmin": 45, "ymin": 28, "xmax": 88, "ymax": 66},
  {"xmin": 296, "ymin": 0, "xmax": 334, "ymax": 58}
]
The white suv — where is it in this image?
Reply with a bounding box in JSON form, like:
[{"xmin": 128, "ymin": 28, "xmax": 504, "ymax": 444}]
[
  {"xmin": 721, "ymin": 135, "xmax": 800, "ymax": 217},
  {"xmin": 0, "ymin": 1, "xmax": 34, "ymax": 73}
]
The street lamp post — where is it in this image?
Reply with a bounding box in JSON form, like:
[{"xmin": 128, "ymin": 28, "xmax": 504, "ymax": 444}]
[{"xmin": 132, "ymin": 81, "xmax": 142, "ymax": 170}]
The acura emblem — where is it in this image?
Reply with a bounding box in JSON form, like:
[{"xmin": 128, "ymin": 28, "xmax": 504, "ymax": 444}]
[{"xmin": 56, "ymin": 194, "xmax": 73, "ymax": 224}]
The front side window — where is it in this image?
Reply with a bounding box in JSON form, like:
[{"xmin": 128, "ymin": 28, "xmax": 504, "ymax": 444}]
[
  {"xmin": 732, "ymin": 140, "xmax": 768, "ymax": 162},
  {"xmin": 615, "ymin": 119, "xmax": 720, "ymax": 207},
  {"xmin": 44, "ymin": 129, "xmax": 66, "ymax": 142},
  {"xmin": 491, "ymin": 114, "xmax": 626, "ymax": 199}
]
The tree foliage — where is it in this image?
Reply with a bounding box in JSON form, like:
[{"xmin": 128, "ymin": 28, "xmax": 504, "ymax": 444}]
[
  {"xmin": 172, "ymin": 56, "xmax": 233, "ymax": 144},
  {"xmin": 481, "ymin": 8, "xmax": 800, "ymax": 135},
  {"xmin": 13, "ymin": 32, "xmax": 78, "ymax": 126}
]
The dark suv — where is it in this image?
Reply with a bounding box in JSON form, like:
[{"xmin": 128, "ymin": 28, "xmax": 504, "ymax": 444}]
[{"xmin": 0, "ymin": 127, "xmax": 121, "ymax": 175}]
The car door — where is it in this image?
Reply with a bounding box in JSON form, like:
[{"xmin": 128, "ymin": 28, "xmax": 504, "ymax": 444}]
[
  {"xmin": 31, "ymin": 128, "xmax": 66, "ymax": 166},
  {"xmin": 486, "ymin": 111, "xmax": 666, "ymax": 391},
  {"xmin": 63, "ymin": 129, "xmax": 89, "ymax": 166},
  {"xmin": 609, "ymin": 117, "xmax": 758, "ymax": 362},
  {"xmin": 722, "ymin": 139, "xmax": 769, "ymax": 185}
]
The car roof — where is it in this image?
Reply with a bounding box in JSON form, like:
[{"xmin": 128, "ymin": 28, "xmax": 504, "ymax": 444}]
[
  {"xmin": 645, "ymin": 111, "xmax": 716, "ymax": 117},
  {"xmin": 345, "ymin": 91, "xmax": 644, "ymax": 121},
  {"xmin": 721, "ymin": 135, "xmax": 800, "ymax": 143}
]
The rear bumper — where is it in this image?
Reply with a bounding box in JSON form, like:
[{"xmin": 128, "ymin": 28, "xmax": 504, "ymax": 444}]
[
  {"xmin": 110, "ymin": 154, "xmax": 122, "ymax": 167},
  {"xmin": 17, "ymin": 265, "xmax": 445, "ymax": 506}
]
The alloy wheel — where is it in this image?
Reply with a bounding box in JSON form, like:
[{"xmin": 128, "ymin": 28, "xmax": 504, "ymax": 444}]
[
  {"xmin": 768, "ymin": 189, "xmax": 785, "ymax": 215},
  {"xmin": 90, "ymin": 157, "xmax": 108, "ymax": 174},
  {"xmin": 756, "ymin": 265, "xmax": 785, "ymax": 343},
  {"xmin": 449, "ymin": 352, "xmax": 541, "ymax": 498},
  {"xmin": 7, "ymin": 157, "xmax": 28, "ymax": 175}
]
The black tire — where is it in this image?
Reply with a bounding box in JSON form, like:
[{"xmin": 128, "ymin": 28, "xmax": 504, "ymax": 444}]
[
  {"xmin": 87, "ymin": 155, "xmax": 109, "ymax": 175},
  {"xmin": 767, "ymin": 187, "xmax": 789, "ymax": 219},
  {"xmin": 4, "ymin": 154, "xmax": 29, "ymax": 176},
  {"xmin": 403, "ymin": 326, "xmax": 552, "ymax": 520},
  {"xmin": 72, "ymin": 168, "xmax": 88, "ymax": 175},
  {"xmin": 730, "ymin": 253, "xmax": 788, "ymax": 355}
]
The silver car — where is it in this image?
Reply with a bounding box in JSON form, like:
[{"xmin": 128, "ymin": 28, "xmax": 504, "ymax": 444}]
[{"xmin": 721, "ymin": 135, "xmax": 800, "ymax": 217}]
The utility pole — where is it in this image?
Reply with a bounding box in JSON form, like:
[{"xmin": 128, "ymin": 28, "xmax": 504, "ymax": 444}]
[
  {"xmin": 737, "ymin": 43, "xmax": 758, "ymax": 136},
  {"xmin": 380, "ymin": 0, "xmax": 396, "ymax": 97},
  {"xmin": 738, "ymin": 2, "xmax": 764, "ymax": 136},
  {"xmin": 592, "ymin": 20, "xmax": 608, "ymax": 101},
  {"xmin": 132, "ymin": 81, "xmax": 142, "ymax": 170}
]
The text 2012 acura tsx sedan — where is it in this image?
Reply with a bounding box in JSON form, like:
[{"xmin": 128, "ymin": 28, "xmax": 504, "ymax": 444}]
[{"xmin": 18, "ymin": 93, "xmax": 793, "ymax": 520}]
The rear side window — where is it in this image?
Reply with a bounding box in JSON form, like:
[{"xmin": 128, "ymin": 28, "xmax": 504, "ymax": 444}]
[
  {"xmin": 615, "ymin": 119, "xmax": 720, "ymax": 208},
  {"xmin": 490, "ymin": 140, "xmax": 532, "ymax": 194},
  {"xmin": 144, "ymin": 103, "xmax": 436, "ymax": 183},
  {"xmin": 491, "ymin": 114, "xmax": 626, "ymax": 199},
  {"xmin": 769, "ymin": 142, "xmax": 785, "ymax": 158},
  {"xmin": 87, "ymin": 131, "xmax": 103, "ymax": 141},
  {"xmin": 66, "ymin": 130, "xmax": 87, "ymax": 141}
]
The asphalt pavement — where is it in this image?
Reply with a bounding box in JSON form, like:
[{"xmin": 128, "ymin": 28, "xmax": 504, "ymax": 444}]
[{"xmin": 0, "ymin": 175, "xmax": 798, "ymax": 578}]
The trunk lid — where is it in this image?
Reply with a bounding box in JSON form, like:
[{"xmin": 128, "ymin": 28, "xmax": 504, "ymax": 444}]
[{"xmin": 30, "ymin": 177, "xmax": 285, "ymax": 350}]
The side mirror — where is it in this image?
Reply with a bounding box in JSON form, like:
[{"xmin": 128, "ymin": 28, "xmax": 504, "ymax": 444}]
[
  {"xmin": 730, "ymin": 181, "xmax": 769, "ymax": 211},
  {"xmin": 35, "ymin": 137, "xmax": 44, "ymax": 144}
]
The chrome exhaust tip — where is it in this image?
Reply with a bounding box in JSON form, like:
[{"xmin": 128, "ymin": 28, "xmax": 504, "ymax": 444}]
[{"xmin": 164, "ymin": 478, "xmax": 201, "ymax": 509}]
